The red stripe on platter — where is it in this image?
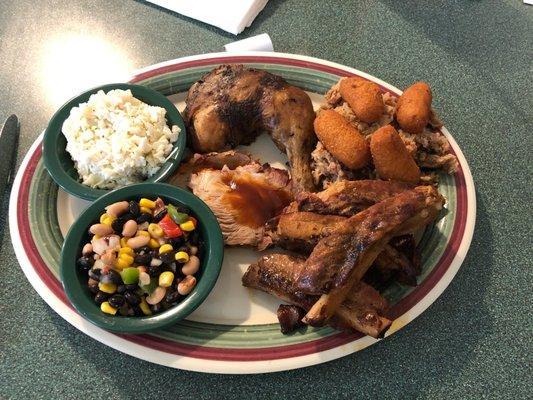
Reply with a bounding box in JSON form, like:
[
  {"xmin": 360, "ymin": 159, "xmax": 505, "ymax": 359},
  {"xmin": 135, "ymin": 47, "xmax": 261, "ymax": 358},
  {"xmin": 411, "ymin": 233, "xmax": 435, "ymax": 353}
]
[{"xmin": 17, "ymin": 56, "xmax": 470, "ymax": 362}]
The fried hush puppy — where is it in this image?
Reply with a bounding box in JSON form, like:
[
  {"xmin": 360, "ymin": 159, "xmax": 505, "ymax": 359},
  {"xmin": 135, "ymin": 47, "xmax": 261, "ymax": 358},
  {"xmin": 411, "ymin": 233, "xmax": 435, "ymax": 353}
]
[
  {"xmin": 370, "ymin": 125, "xmax": 420, "ymax": 184},
  {"xmin": 314, "ymin": 109, "xmax": 371, "ymax": 170},
  {"xmin": 395, "ymin": 82, "xmax": 432, "ymax": 134},
  {"xmin": 339, "ymin": 77, "xmax": 385, "ymax": 124}
]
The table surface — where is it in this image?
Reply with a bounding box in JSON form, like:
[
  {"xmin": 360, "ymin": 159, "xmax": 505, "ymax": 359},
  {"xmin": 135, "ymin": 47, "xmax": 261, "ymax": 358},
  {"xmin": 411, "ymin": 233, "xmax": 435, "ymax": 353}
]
[{"xmin": 1, "ymin": 0, "xmax": 531, "ymax": 398}]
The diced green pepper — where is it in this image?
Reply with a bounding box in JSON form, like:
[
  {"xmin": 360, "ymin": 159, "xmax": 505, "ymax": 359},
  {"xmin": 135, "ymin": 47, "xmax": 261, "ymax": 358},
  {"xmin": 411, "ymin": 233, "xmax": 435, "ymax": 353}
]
[
  {"xmin": 120, "ymin": 267, "xmax": 139, "ymax": 284},
  {"xmin": 140, "ymin": 279, "xmax": 157, "ymax": 294},
  {"xmin": 167, "ymin": 204, "xmax": 189, "ymax": 224}
]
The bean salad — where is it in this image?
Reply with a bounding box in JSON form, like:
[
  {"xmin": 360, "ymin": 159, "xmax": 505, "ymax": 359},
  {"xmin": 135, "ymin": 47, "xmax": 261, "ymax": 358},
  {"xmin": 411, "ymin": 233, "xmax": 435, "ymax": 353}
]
[{"xmin": 77, "ymin": 197, "xmax": 201, "ymax": 316}]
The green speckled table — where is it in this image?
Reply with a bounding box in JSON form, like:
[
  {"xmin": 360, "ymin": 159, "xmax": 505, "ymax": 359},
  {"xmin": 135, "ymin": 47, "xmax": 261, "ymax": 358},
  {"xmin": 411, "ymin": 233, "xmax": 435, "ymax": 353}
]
[{"xmin": 1, "ymin": 1, "xmax": 531, "ymax": 398}]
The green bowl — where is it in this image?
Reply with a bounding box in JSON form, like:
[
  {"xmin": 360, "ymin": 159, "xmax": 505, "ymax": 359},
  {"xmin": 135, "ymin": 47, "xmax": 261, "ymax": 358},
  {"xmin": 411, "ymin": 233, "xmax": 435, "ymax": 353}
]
[
  {"xmin": 60, "ymin": 183, "xmax": 224, "ymax": 333},
  {"xmin": 43, "ymin": 83, "xmax": 187, "ymax": 201}
]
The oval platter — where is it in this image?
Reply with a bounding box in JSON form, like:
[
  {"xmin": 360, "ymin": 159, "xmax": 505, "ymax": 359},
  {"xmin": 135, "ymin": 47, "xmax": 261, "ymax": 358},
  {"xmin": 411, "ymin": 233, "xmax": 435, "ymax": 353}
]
[{"xmin": 9, "ymin": 51, "xmax": 476, "ymax": 374}]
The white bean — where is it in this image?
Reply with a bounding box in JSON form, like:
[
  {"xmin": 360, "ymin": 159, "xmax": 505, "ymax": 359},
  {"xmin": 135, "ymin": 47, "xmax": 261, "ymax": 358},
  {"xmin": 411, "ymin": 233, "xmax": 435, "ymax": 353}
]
[
  {"xmin": 82, "ymin": 243, "xmax": 93, "ymax": 255},
  {"xmin": 126, "ymin": 235, "xmax": 150, "ymax": 249},
  {"xmin": 181, "ymin": 256, "xmax": 200, "ymax": 275},
  {"xmin": 178, "ymin": 275, "xmax": 196, "ymax": 295},
  {"xmin": 146, "ymin": 286, "xmax": 166, "ymax": 305},
  {"xmin": 122, "ymin": 220, "xmax": 138, "ymax": 237},
  {"xmin": 105, "ymin": 201, "xmax": 129, "ymax": 217},
  {"xmin": 189, "ymin": 246, "xmax": 198, "ymax": 256},
  {"xmin": 89, "ymin": 224, "xmax": 113, "ymax": 236}
]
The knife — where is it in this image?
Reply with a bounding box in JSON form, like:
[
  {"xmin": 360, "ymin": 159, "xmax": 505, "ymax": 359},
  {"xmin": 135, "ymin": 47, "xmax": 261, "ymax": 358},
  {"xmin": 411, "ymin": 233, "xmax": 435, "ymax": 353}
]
[{"xmin": 0, "ymin": 115, "xmax": 20, "ymax": 196}]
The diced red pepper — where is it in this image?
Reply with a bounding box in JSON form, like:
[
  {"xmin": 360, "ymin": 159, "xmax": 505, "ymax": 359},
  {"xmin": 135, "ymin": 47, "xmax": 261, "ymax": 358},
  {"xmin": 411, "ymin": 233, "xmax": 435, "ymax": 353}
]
[{"xmin": 158, "ymin": 214, "xmax": 183, "ymax": 238}]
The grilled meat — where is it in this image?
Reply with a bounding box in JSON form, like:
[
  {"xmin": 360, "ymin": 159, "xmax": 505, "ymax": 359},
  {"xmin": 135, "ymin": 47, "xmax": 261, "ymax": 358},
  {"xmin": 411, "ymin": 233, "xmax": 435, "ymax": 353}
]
[
  {"xmin": 242, "ymin": 253, "xmax": 391, "ymax": 338},
  {"xmin": 189, "ymin": 163, "xmax": 292, "ymax": 247},
  {"xmin": 300, "ymin": 186, "xmax": 445, "ymax": 326},
  {"xmin": 184, "ymin": 64, "xmax": 317, "ymax": 192},
  {"xmin": 277, "ymin": 305, "xmax": 307, "ymax": 334}
]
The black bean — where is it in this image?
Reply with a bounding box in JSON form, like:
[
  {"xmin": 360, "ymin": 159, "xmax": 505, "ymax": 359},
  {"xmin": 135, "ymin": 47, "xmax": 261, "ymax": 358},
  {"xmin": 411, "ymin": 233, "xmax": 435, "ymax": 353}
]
[
  {"xmin": 153, "ymin": 208, "xmax": 167, "ymax": 222},
  {"xmin": 136, "ymin": 246, "xmax": 151, "ymax": 255},
  {"xmin": 119, "ymin": 305, "xmax": 134, "ymax": 316},
  {"xmin": 108, "ymin": 294, "xmax": 125, "ymax": 308},
  {"xmin": 134, "ymin": 253, "xmax": 151, "ymax": 265},
  {"xmin": 160, "ymin": 300, "xmax": 172, "ymax": 310},
  {"xmin": 111, "ymin": 218, "xmax": 125, "ymax": 234},
  {"xmin": 159, "ymin": 252, "xmax": 175, "ymax": 265},
  {"xmin": 88, "ymin": 268, "xmax": 101, "ymax": 281},
  {"xmin": 125, "ymin": 284, "xmax": 138, "ymax": 292},
  {"xmin": 150, "ymin": 303, "xmax": 162, "ymax": 313},
  {"xmin": 177, "ymin": 246, "xmax": 188, "ymax": 253},
  {"xmin": 165, "ymin": 289, "xmax": 180, "ymax": 304},
  {"xmin": 118, "ymin": 213, "xmax": 134, "ymax": 223},
  {"xmin": 146, "ymin": 264, "xmax": 161, "ymax": 277},
  {"xmin": 100, "ymin": 269, "xmax": 122, "ymax": 285},
  {"xmin": 128, "ymin": 201, "xmax": 140, "ymax": 216},
  {"xmin": 94, "ymin": 291, "xmax": 108, "ymax": 305},
  {"xmin": 77, "ymin": 256, "xmax": 93, "ymax": 271},
  {"xmin": 124, "ymin": 292, "xmax": 140, "ymax": 306},
  {"xmin": 136, "ymin": 213, "xmax": 152, "ymax": 224},
  {"xmin": 88, "ymin": 279, "xmax": 99, "ymax": 294},
  {"xmin": 132, "ymin": 305, "xmax": 143, "ymax": 316},
  {"xmin": 176, "ymin": 205, "xmax": 190, "ymax": 214},
  {"xmin": 188, "ymin": 230, "xmax": 200, "ymax": 246},
  {"xmin": 169, "ymin": 236, "xmax": 184, "ymax": 248},
  {"xmin": 116, "ymin": 284, "xmax": 127, "ymax": 294}
]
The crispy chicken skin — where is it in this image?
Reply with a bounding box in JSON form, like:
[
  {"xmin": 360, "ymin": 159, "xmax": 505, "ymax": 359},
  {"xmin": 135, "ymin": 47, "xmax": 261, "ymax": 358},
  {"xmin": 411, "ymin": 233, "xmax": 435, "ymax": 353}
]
[
  {"xmin": 300, "ymin": 186, "xmax": 445, "ymax": 326},
  {"xmin": 184, "ymin": 64, "xmax": 317, "ymax": 192},
  {"xmin": 242, "ymin": 254, "xmax": 391, "ymax": 338}
]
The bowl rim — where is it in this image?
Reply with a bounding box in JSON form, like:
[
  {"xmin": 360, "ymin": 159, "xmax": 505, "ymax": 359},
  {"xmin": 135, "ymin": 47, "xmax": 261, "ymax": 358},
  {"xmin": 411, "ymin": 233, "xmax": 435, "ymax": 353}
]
[
  {"xmin": 60, "ymin": 182, "xmax": 224, "ymax": 333},
  {"xmin": 42, "ymin": 83, "xmax": 187, "ymax": 201}
]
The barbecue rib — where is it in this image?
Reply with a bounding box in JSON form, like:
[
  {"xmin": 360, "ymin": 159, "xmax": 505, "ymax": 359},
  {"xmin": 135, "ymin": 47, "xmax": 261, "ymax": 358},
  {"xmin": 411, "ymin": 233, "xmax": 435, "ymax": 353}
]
[
  {"xmin": 299, "ymin": 186, "xmax": 445, "ymax": 326},
  {"xmin": 293, "ymin": 179, "xmax": 413, "ymax": 216},
  {"xmin": 184, "ymin": 64, "xmax": 317, "ymax": 192},
  {"xmin": 242, "ymin": 253, "xmax": 391, "ymax": 338}
]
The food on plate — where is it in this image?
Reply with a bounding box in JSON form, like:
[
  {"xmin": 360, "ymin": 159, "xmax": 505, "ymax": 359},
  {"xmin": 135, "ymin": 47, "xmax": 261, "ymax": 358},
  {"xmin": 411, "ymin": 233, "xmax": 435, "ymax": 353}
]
[
  {"xmin": 339, "ymin": 77, "xmax": 385, "ymax": 124},
  {"xmin": 184, "ymin": 64, "xmax": 316, "ymax": 192},
  {"xmin": 188, "ymin": 162, "xmax": 292, "ymax": 247},
  {"xmin": 77, "ymin": 197, "xmax": 201, "ymax": 316},
  {"xmin": 313, "ymin": 109, "xmax": 371, "ymax": 170},
  {"xmin": 168, "ymin": 150, "xmax": 254, "ymax": 188},
  {"xmin": 62, "ymin": 89, "xmax": 180, "ymax": 189},
  {"xmin": 277, "ymin": 305, "xmax": 306, "ymax": 334},
  {"xmin": 291, "ymin": 179, "xmax": 413, "ymax": 216},
  {"xmin": 370, "ymin": 125, "xmax": 421, "ymax": 183},
  {"xmin": 313, "ymin": 79, "xmax": 458, "ymax": 188},
  {"xmin": 299, "ymin": 186, "xmax": 445, "ymax": 326},
  {"xmin": 395, "ymin": 81, "xmax": 432, "ymax": 134},
  {"xmin": 242, "ymin": 254, "xmax": 391, "ymax": 338}
]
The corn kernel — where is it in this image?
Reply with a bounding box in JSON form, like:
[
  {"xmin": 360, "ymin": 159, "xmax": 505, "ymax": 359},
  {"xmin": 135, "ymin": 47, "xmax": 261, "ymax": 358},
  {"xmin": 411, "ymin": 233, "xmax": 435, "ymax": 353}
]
[
  {"xmin": 148, "ymin": 223, "xmax": 164, "ymax": 238},
  {"xmin": 148, "ymin": 238, "xmax": 160, "ymax": 249},
  {"xmin": 120, "ymin": 237, "xmax": 128, "ymax": 248},
  {"xmin": 159, "ymin": 271, "xmax": 174, "ymax": 287},
  {"xmin": 139, "ymin": 298, "xmax": 152, "ymax": 315},
  {"xmin": 139, "ymin": 198, "xmax": 156, "ymax": 209},
  {"xmin": 99, "ymin": 213, "xmax": 109, "ymax": 224},
  {"xmin": 119, "ymin": 247, "xmax": 134, "ymax": 256},
  {"xmin": 119, "ymin": 253, "xmax": 134, "ymax": 264},
  {"xmin": 98, "ymin": 282, "xmax": 117, "ymax": 294},
  {"xmin": 136, "ymin": 230, "xmax": 150, "ymax": 237},
  {"xmin": 159, "ymin": 244, "xmax": 173, "ymax": 254},
  {"xmin": 180, "ymin": 220, "xmax": 195, "ymax": 232},
  {"xmin": 114, "ymin": 258, "xmax": 129, "ymax": 270},
  {"xmin": 102, "ymin": 216, "xmax": 115, "ymax": 226},
  {"xmin": 140, "ymin": 206, "xmax": 153, "ymax": 215},
  {"xmin": 175, "ymin": 251, "xmax": 189, "ymax": 263},
  {"xmin": 100, "ymin": 301, "xmax": 117, "ymax": 315}
]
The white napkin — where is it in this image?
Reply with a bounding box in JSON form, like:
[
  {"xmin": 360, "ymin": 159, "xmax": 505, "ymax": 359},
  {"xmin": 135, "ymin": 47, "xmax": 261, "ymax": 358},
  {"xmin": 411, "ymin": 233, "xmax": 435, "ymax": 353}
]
[
  {"xmin": 224, "ymin": 33, "xmax": 273, "ymax": 52},
  {"xmin": 146, "ymin": 0, "xmax": 269, "ymax": 35}
]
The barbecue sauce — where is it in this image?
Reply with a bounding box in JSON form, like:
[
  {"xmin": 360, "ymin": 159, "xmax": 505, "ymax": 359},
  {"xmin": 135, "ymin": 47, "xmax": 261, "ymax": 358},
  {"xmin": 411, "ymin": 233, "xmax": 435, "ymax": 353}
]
[{"xmin": 221, "ymin": 173, "xmax": 292, "ymax": 227}]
